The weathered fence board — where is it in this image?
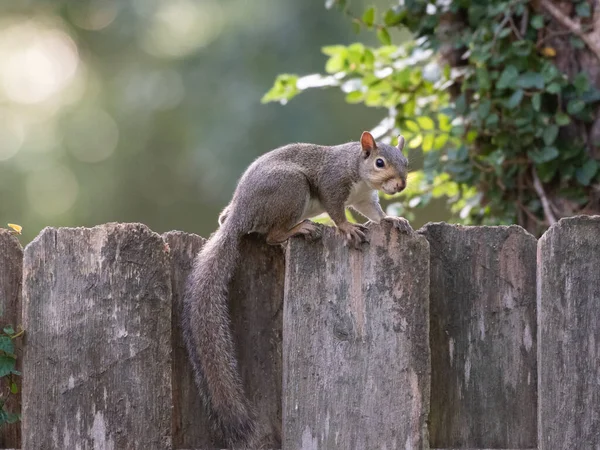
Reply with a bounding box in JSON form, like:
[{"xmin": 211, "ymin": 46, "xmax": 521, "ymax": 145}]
[
  {"xmin": 165, "ymin": 231, "xmax": 285, "ymax": 449},
  {"xmin": 163, "ymin": 231, "xmax": 211, "ymax": 448},
  {"xmin": 537, "ymin": 216, "xmax": 600, "ymax": 450},
  {"xmin": 22, "ymin": 224, "xmax": 172, "ymax": 449},
  {"xmin": 421, "ymin": 223, "xmax": 537, "ymax": 449},
  {"xmin": 283, "ymin": 222, "xmax": 430, "ymax": 449},
  {"xmin": 229, "ymin": 234, "xmax": 285, "ymax": 447},
  {"xmin": 0, "ymin": 230, "xmax": 22, "ymax": 448}
]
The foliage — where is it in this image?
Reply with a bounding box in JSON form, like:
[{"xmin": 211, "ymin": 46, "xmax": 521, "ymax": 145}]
[
  {"xmin": 0, "ymin": 325, "xmax": 22, "ymax": 427},
  {"xmin": 0, "ymin": 224, "xmax": 23, "ymax": 427},
  {"xmin": 263, "ymin": 0, "xmax": 600, "ymax": 231}
]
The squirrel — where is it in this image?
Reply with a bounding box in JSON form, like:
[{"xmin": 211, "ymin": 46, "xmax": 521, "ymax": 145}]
[{"xmin": 182, "ymin": 131, "xmax": 411, "ymax": 448}]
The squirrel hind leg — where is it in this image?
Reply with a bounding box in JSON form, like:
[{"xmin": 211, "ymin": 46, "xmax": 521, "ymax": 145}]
[{"xmin": 266, "ymin": 220, "xmax": 321, "ymax": 245}]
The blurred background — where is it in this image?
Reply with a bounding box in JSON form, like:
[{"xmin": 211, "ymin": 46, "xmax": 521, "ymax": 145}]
[{"xmin": 1, "ymin": 0, "xmax": 444, "ymax": 243}]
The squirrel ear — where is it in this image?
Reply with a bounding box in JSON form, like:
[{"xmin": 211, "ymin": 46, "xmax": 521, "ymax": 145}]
[
  {"xmin": 397, "ymin": 135, "xmax": 406, "ymax": 153},
  {"xmin": 360, "ymin": 131, "xmax": 377, "ymax": 155}
]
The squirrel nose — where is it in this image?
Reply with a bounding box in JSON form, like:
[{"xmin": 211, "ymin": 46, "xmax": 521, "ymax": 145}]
[{"xmin": 395, "ymin": 180, "xmax": 406, "ymax": 192}]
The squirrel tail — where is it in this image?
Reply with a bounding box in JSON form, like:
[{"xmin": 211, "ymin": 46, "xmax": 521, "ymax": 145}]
[{"xmin": 182, "ymin": 224, "xmax": 256, "ymax": 446}]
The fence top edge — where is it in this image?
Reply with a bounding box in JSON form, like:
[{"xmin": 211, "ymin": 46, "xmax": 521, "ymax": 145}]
[
  {"xmin": 0, "ymin": 228, "xmax": 23, "ymax": 254},
  {"xmin": 418, "ymin": 220, "xmax": 536, "ymax": 241},
  {"xmin": 23, "ymin": 222, "xmax": 162, "ymax": 254},
  {"xmin": 162, "ymin": 229, "xmax": 206, "ymax": 243},
  {"xmin": 539, "ymin": 214, "xmax": 600, "ymax": 244}
]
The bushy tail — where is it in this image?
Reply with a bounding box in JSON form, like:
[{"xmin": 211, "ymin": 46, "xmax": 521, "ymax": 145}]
[{"xmin": 182, "ymin": 225, "xmax": 256, "ymax": 446}]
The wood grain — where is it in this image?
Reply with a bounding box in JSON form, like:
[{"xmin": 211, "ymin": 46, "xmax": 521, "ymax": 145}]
[
  {"xmin": 22, "ymin": 223, "xmax": 172, "ymax": 449},
  {"xmin": 537, "ymin": 215, "xmax": 600, "ymax": 450},
  {"xmin": 283, "ymin": 222, "xmax": 430, "ymax": 450},
  {"xmin": 421, "ymin": 223, "xmax": 537, "ymax": 449}
]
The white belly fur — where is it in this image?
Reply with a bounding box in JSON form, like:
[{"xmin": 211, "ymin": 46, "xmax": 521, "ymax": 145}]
[{"xmin": 300, "ymin": 181, "xmax": 374, "ymax": 220}]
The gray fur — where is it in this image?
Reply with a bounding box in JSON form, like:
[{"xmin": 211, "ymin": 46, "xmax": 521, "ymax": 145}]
[{"xmin": 183, "ymin": 134, "xmax": 409, "ymax": 447}]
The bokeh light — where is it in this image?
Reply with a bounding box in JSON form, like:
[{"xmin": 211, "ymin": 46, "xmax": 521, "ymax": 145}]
[{"xmin": 0, "ymin": 19, "xmax": 79, "ymax": 105}]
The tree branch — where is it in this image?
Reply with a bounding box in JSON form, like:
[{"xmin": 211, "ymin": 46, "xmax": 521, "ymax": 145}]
[
  {"xmin": 532, "ymin": 167, "xmax": 557, "ymax": 225},
  {"xmin": 540, "ymin": 0, "xmax": 600, "ymax": 61}
]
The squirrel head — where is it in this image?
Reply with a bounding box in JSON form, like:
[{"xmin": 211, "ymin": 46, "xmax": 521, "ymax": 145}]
[{"xmin": 358, "ymin": 131, "xmax": 408, "ymax": 195}]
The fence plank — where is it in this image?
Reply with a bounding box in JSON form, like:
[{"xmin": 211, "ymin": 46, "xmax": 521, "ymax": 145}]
[
  {"xmin": 163, "ymin": 231, "xmax": 212, "ymax": 448},
  {"xmin": 167, "ymin": 231, "xmax": 285, "ymax": 448},
  {"xmin": 421, "ymin": 223, "xmax": 537, "ymax": 449},
  {"xmin": 0, "ymin": 230, "xmax": 23, "ymax": 448},
  {"xmin": 22, "ymin": 223, "xmax": 172, "ymax": 449},
  {"xmin": 283, "ymin": 222, "xmax": 430, "ymax": 449},
  {"xmin": 537, "ymin": 215, "xmax": 600, "ymax": 450},
  {"xmin": 230, "ymin": 234, "xmax": 285, "ymax": 447}
]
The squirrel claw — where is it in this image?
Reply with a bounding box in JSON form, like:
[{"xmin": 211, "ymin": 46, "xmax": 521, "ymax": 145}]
[
  {"xmin": 337, "ymin": 222, "xmax": 369, "ymax": 248},
  {"xmin": 382, "ymin": 216, "xmax": 413, "ymax": 234}
]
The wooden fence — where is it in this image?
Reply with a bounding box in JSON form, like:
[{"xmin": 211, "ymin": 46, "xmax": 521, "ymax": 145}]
[{"xmin": 0, "ymin": 216, "xmax": 598, "ymax": 449}]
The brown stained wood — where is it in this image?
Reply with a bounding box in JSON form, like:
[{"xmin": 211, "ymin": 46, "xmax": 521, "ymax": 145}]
[
  {"xmin": 420, "ymin": 223, "xmax": 537, "ymax": 449},
  {"xmin": 0, "ymin": 230, "xmax": 23, "ymax": 448},
  {"xmin": 22, "ymin": 223, "xmax": 172, "ymax": 450},
  {"xmin": 163, "ymin": 231, "xmax": 212, "ymax": 449},
  {"xmin": 230, "ymin": 234, "xmax": 285, "ymax": 448},
  {"xmin": 283, "ymin": 222, "xmax": 430, "ymax": 450},
  {"xmin": 537, "ymin": 216, "xmax": 600, "ymax": 450}
]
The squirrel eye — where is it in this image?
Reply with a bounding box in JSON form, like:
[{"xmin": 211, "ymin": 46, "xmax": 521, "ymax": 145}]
[{"xmin": 375, "ymin": 158, "xmax": 385, "ymax": 168}]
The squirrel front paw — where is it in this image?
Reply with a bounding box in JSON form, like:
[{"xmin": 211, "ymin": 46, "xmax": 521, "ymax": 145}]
[
  {"xmin": 292, "ymin": 220, "xmax": 322, "ymax": 241},
  {"xmin": 382, "ymin": 216, "xmax": 413, "ymax": 234},
  {"xmin": 337, "ymin": 222, "xmax": 368, "ymax": 248}
]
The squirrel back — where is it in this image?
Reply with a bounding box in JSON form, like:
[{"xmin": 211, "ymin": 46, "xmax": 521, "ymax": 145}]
[{"xmin": 183, "ymin": 131, "xmax": 409, "ymax": 447}]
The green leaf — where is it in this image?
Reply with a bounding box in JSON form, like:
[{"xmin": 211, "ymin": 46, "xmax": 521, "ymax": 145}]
[
  {"xmin": 325, "ymin": 54, "xmax": 346, "ymax": 73},
  {"xmin": 2, "ymin": 327, "xmax": 14, "ymax": 336},
  {"xmin": 543, "ymin": 125, "xmax": 559, "ymax": 145},
  {"xmin": 408, "ymin": 135, "xmax": 423, "ymax": 148},
  {"xmin": 532, "ymin": 93, "xmax": 541, "ymax": 111},
  {"xmin": 531, "ymin": 14, "xmax": 544, "ymax": 29},
  {"xmin": 261, "ymin": 74, "xmax": 300, "ymax": 104},
  {"xmin": 567, "ymin": 99, "xmax": 586, "ymax": 115},
  {"xmin": 546, "ymin": 82, "xmax": 562, "ymax": 94},
  {"xmin": 506, "ymin": 89, "xmax": 524, "ymax": 109},
  {"xmin": 477, "ymin": 68, "xmax": 491, "ymax": 91},
  {"xmin": 573, "ymin": 73, "xmax": 589, "ymax": 94},
  {"xmin": 345, "ymin": 91, "xmax": 364, "ymax": 103},
  {"xmin": 438, "ymin": 114, "xmax": 451, "ymax": 132},
  {"xmin": 528, "ymin": 146, "xmax": 559, "ymax": 164},
  {"xmin": 404, "ymin": 120, "xmax": 420, "ymax": 132},
  {"xmin": 434, "ymin": 134, "xmax": 449, "ymax": 150},
  {"xmin": 516, "ymin": 72, "xmax": 545, "ymax": 90},
  {"xmin": 576, "ymin": 2, "xmax": 591, "ymax": 17},
  {"xmin": 477, "ymin": 99, "xmax": 491, "ymax": 118},
  {"xmin": 10, "ymin": 382, "xmax": 18, "ymax": 395},
  {"xmin": 384, "ymin": 8, "xmax": 403, "ymax": 26},
  {"xmin": 0, "ymin": 355, "xmax": 16, "ymax": 378},
  {"xmin": 422, "ymin": 134, "xmax": 434, "ymax": 151},
  {"xmin": 417, "ymin": 116, "xmax": 434, "ymax": 130},
  {"xmin": 555, "ymin": 113, "xmax": 571, "ymax": 126},
  {"xmin": 377, "ymin": 27, "xmax": 392, "ymax": 45},
  {"xmin": 0, "ymin": 337, "xmax": 13, "ymax": 355},
  {"xmin": 362, "ymin": 7, "xmax": 375, "ymax": 27},
  {"xmin": 352, "ymin": 20, "xmax": 361, "ymax": 34},
  {"xmin": 576, "ymin": 159, "xmax": 598, "ymax": 185},
  {"xmin": 486, "ymin": 114, "xmax": 499, "ymax": 127},
  {"xmin": 497, "ymin": 65, "xmax": 519, "ymax": 90}
]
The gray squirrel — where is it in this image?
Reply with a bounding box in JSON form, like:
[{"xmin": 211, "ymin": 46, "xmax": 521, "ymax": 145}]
[{"xmin": 182, "ymin": 131, "xmax": 411, "ymax": 447}]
